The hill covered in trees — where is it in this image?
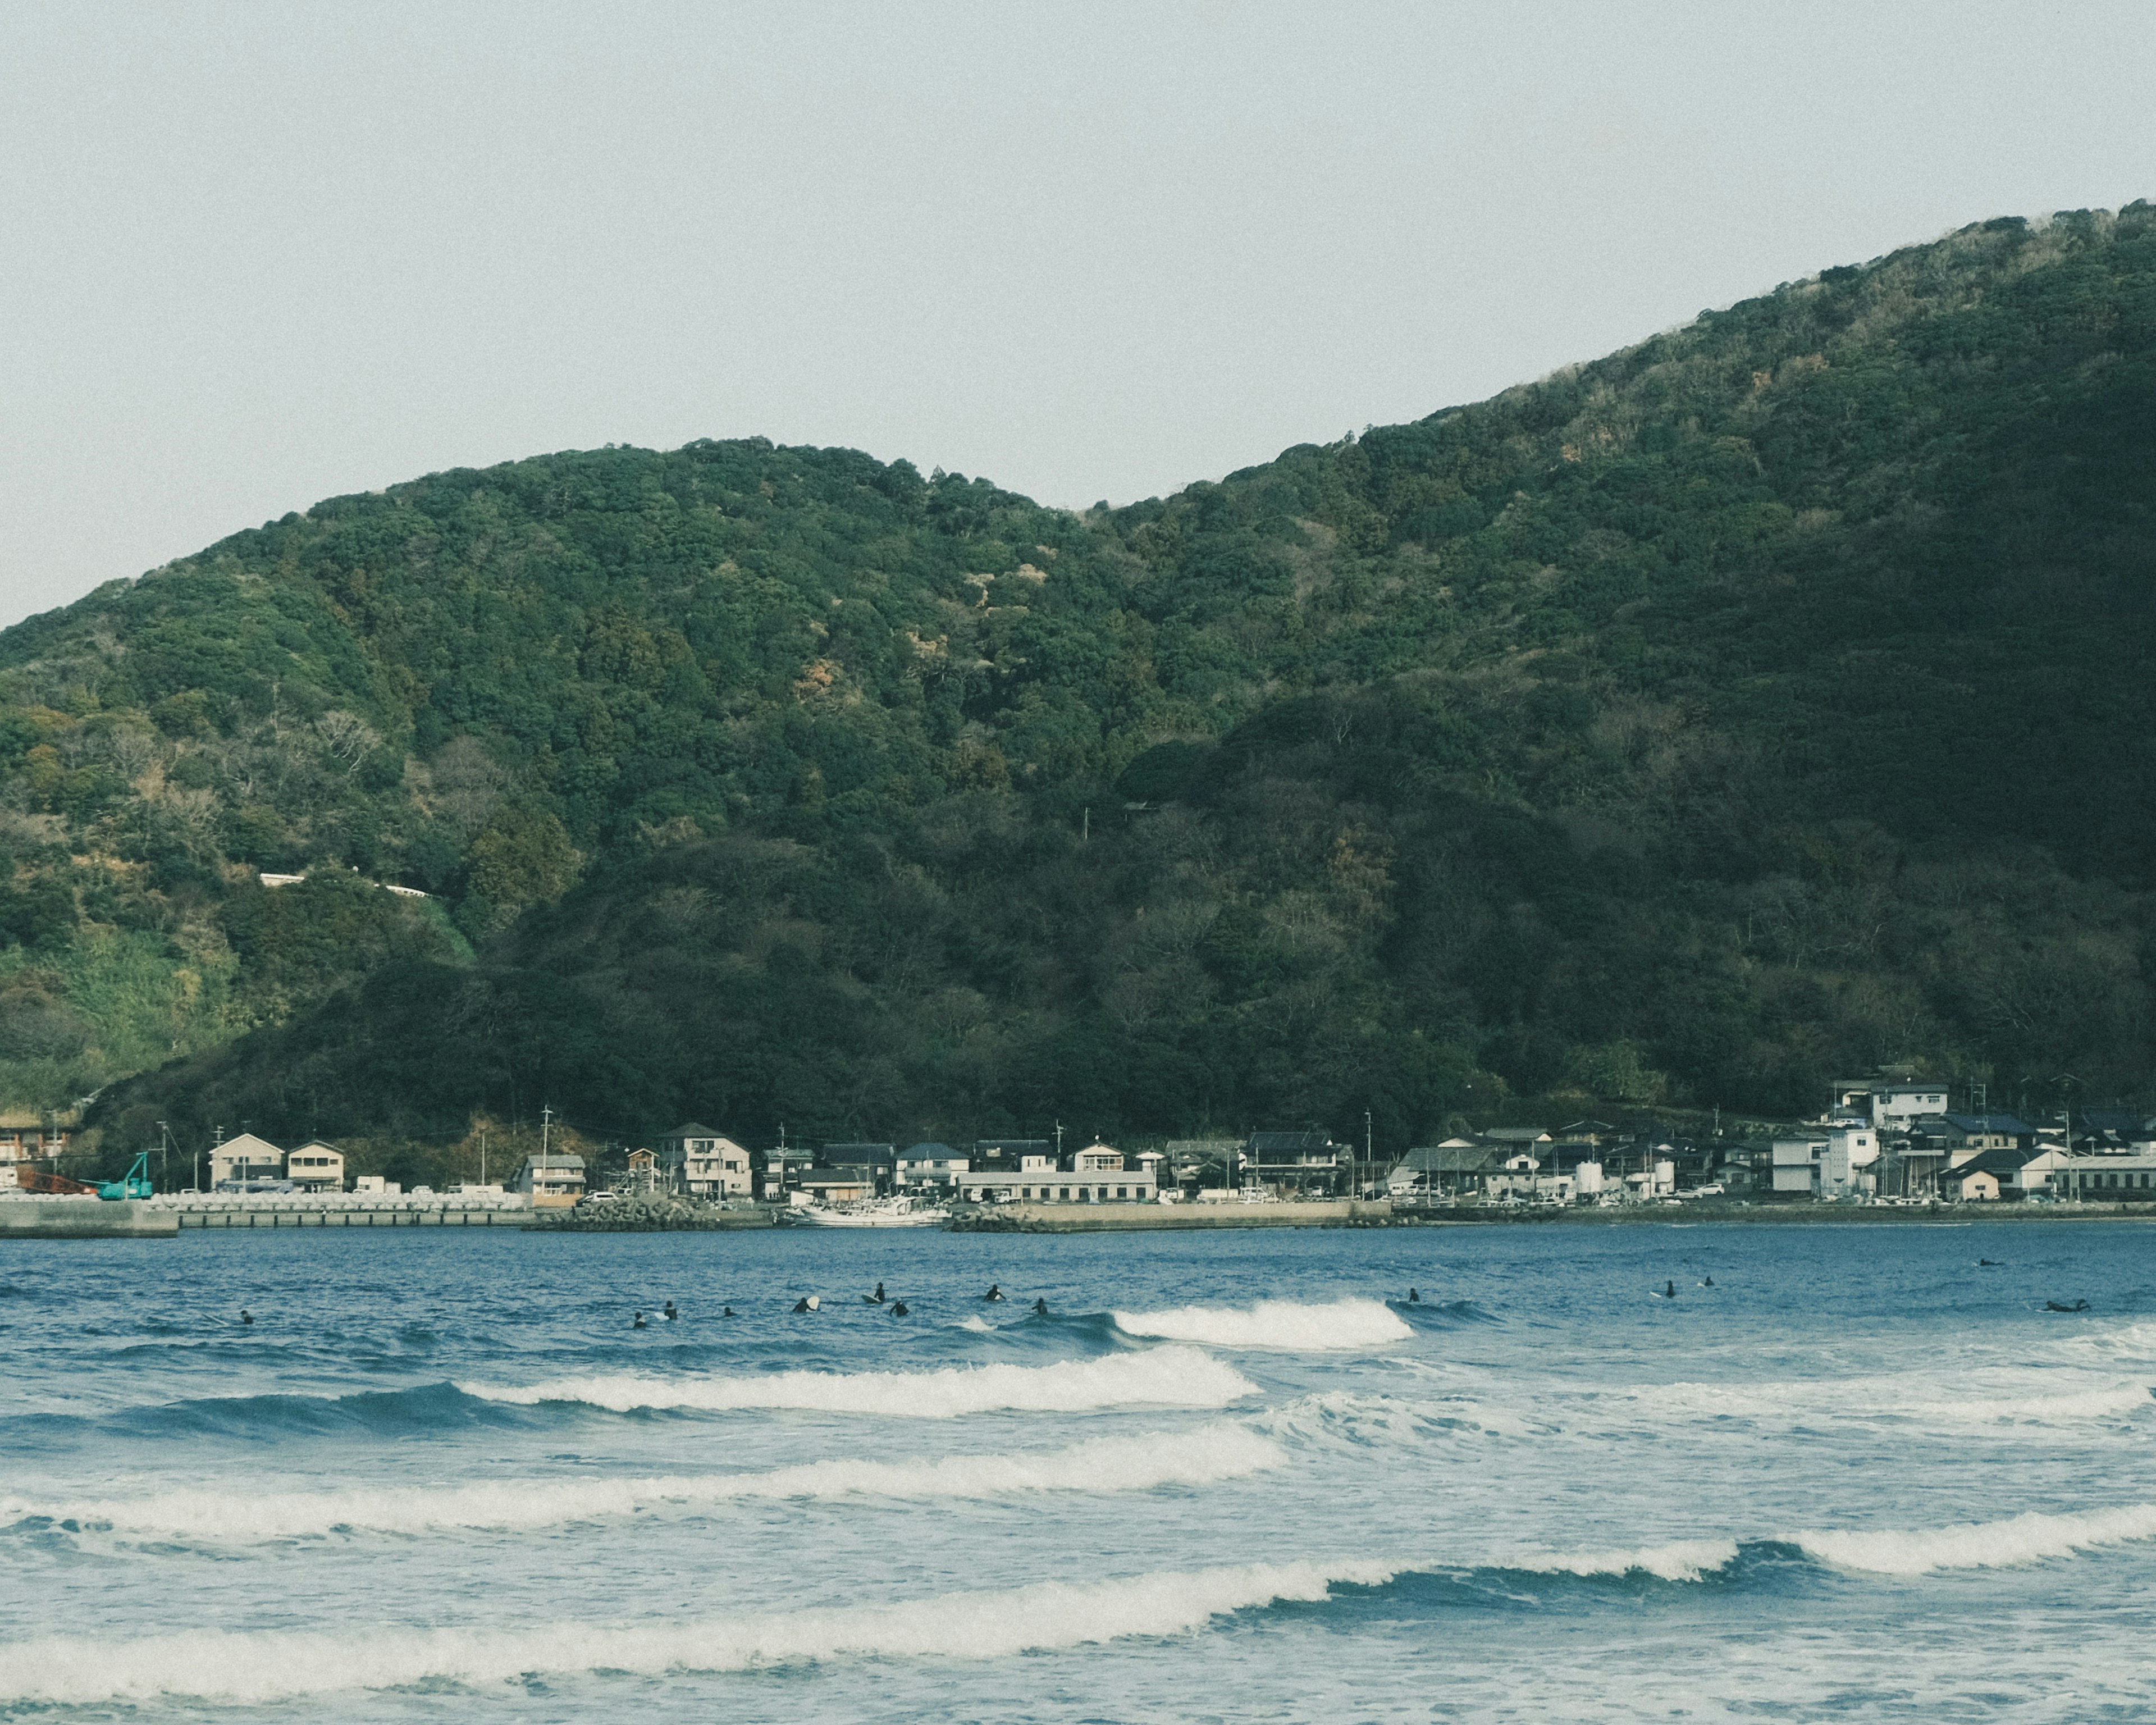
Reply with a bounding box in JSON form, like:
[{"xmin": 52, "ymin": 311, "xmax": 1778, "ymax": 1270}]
[{"xmin": 4, "ymin": 204, "xmax": 2153, "ymax": 1171}]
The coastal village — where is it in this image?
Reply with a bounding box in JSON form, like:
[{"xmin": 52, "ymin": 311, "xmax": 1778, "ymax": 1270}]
[{"xmin": 6, "ymin": 1072, "xmax": 2153, "ymax": 1219}]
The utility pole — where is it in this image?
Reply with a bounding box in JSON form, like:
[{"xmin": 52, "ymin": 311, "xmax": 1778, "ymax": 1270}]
[
  {"xmin": 1363, "ymin": 1110, "xmax": 1373, "ymax": 1202},
  {"xmin": 479, "ymin": 1128, "xmax": 487, "ymax": 1188}
]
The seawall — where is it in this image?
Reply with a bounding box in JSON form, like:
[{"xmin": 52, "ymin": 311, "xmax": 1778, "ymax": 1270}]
[
  {"xmin": 0, "ymin": 1198, "xmax": 177, "ymax": 1240},
  {"xmin": 952, "ymin": 1199, "xmax": 1395, "ymax": 1233}
]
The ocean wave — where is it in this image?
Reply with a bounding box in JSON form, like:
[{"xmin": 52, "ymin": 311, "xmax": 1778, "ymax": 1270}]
[
  {"xmin": 0, "ymin": 1424, "xmax": 1285, "ymax": 1543},
  {"xmin": 0, "ymin": 1559, "xmax": 1397, "ymax": 1705},
  {"xmin": 1501, "ymin": 1539, "xmax": 1739, "ymax": 1583},
  {"xmin": 1796, "ymin": 1503, "xmax": 2156, "ymax": 1575},
  {"xmin": 1110, "ymin": 1298, "xmax": 1410, "ymax": 1351},
  {"xmin": 1577, "ymin": 1374, "xmax": 2153, "ymax": 1429},
  {"xmin": 459, "ymin": 1345, "xmax": 1257, "ymax": 1417}
]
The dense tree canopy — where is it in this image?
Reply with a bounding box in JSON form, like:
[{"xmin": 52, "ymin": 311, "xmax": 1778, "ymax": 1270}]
[{"xmin": 3, "ymin": 205, "xmax": 2153, "ymax": 1162}]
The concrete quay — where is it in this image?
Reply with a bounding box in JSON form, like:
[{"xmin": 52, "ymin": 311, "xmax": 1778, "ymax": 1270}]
[
  {"xmin": 170, "ymin": 1199, "xmax": 531, "ymax": 1229},
  {"xmin": 952, "ymin": 1198, "xmax": 1395, "ymax": 1233},
  {"xmin": 0, "ymin": 1198, "xmax": 178, "ymax": 1240}
]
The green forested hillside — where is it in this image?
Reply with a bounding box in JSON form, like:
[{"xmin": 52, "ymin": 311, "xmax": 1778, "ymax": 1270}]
[{"xmin": 6, "ymin": 205, "xmax": 2153, "ymax": 1166}]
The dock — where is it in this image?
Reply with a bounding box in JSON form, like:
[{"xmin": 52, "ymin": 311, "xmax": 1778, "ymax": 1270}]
[
  {"xmin": 951, "ymin": 1198, "xmax": 1396, "ymax": 1232},
  {"xmin": 0, "ymin": 1198, "xmax": 178, "ymax": 1240}
]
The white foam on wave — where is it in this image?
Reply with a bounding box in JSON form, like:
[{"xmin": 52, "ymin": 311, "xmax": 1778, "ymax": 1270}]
[
  {"xmin": 0, "ymin": 1425, "xmax": 1285, "ymax": 1542},
  {"xmin": 1111, "ymin": 1298, "xmax": 1410, "ymax": 1351},
  {"xmin": 458, "ymin": 1344, "xmax": 1255, "ymax": 1418},
  {"xmin": 0, "ymin": 1558, "xmax": 1397, "ymax": 1705},
  {"xmin": 1587, "ymin": 1374, "xmax": 2153, "ymax": 1429},
  {"xmin": 1797, "ymin": 1502, "xmax": 2156, "ymax": 1575},
  {"xmin": 1504, "ymin": 1539, "xmax": 1739, "ymax": 1583}
]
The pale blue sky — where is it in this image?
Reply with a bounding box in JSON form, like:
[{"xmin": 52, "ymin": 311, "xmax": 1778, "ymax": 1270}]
[{"xmin": 4, "ymin": 0, "xmax": 2152, "ymax": 628}]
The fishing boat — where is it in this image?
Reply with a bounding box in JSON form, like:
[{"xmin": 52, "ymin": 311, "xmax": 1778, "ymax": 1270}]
[{"xmin": 785, "ymin": 1195, "xmax": 949, "ymax": 1228}]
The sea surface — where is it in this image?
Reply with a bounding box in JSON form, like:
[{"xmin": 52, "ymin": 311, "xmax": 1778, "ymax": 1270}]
[{"xmin": 1, "ymin": 1218, "xmax": 2151, "ymax": 1722}]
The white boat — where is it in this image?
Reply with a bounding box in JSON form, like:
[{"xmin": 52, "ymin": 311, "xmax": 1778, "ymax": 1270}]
[{"xmin": 786, "ymin": 1196, "xmax": 949, "ymax": 1228}]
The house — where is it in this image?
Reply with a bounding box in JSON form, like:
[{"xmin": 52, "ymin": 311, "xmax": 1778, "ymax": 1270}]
[
  {"xmin": 1771, "ymin": 1126, "xmax": 1878, "ymax": 1198},
  {"xmin": 624, "ymin": 1147, "xmax": 658, "ymax": 1190},
  {"xmin": 1240, "ymin": 1130, "xmax": 1342, "ymax": 1196},
  {"xmin": 284, "ymin": 1141, "xmax": 346, "ymax": 1193},
  {"xmin": 757, "ymin": 1143, "xmax": 815, "ymax": 1200},
  {"xmin": 797, "ymin": 1167, "xmax": 878, "ymax": 1204},
  {"xmin": 1937, "ymin": 1144, "xmax": 2052, "ymax": 1201},
  {"xmin": 0, "ymin": 1112, "xmax": 75, "ymax": 1189},
  {"xmin": 1486, "ymin": 1154, "xmax": 1576, "ymax": 1204},
  {"xmin": 823, "ymin": 1144, "xmax": 897, "ymax": 1196},
  {"xmin": 657, "ymin": 1124, "xmax": 753, "ymax": 1197},
  {"xmin": 685, "ymin": 1139, "xmax": 753, "ymax": 1198},
  {"xmin": 1831, "ymin": 1078, "xmax": 1951, "ymax": 1129},
  {"xmin": 515, "ymin": 1153, "xmax": 586, "ymax": 1207},
  {"xmin": 1164, "ymin": 1139, "xmax": 1240, "ymax": 1191},
  {"xmin": 1385, "ymin": 1142, "xmax": 1497, "ymax": 1199},
  {"xmin": 896, "ymin": 1144, "xmax": 969, "ymax": 1189},
  {"xmin": 2078, "ymin": 1110, "xmax": 2156, "ymax": 1152},
  {"xmin": 210, "ymin": 1133, "xmax": 289, "ymax": 1189},
  {"xmin": 1940, "ymin": 1162, "xmax": 2003, "ymax": 1202},
  {"xmin": 1074, "ymin": 1142, "xmax": 1123, "ymax": 1172},
  {"xmin": 2053, "ymin": 1153, "xmax": 2156, "ymax": 1202}
]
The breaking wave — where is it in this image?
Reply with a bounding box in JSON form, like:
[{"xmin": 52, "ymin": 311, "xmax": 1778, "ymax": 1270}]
[
  {"xmin": 1111, "ymin": 1298, "xmax": 1411, "ymax": 1351},
  {"xmin": 459, "ymin": 1344, "xmax": 1257, "ymax": 1417},
  {"xmin": 1503, "ymin": 1539, "xmax": 1739, "ymax": 1583},
  {"xmin": 0, "ymin": 1425, "xmax": 1285, "ymax": 1543},
  {"xmin": 0, "ymin": 1559, "xmax": 1397, "ymax": 1705},
  {"xmin": 1797, "ymin": 1502, "xmax": 2156, "ymax": 1575}
]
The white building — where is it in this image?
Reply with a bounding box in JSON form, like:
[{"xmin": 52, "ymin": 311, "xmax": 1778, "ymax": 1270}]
[
  {"xmin": 896, "ymin": 1144, "xmax": 970, "ymax": 1189},
  {"xmin": 657, "ymin": 1123, "xmax": 752, "ymax": 1197},
  {"xmin": 1773, "ymin": 1127, "xmax": 1878, "ymax": 1197},
  {"xmin": 284, "ymin": 1140, "xmax": 346, "ymax": 1193},
  {"xmin": 210, "ymin": 1133, "xmax": 289, "ymax": 1188},
  {"xmin": 2053, "ymin": 1154, "xmax": 2156, "ymax": 1202},
  {"xmin": 956, "ymin": 1158, "xmax": 1159, "ymax": 1204},
  {"xmin": 1832, "ymin": 1080, "xmax": 1949, "ymax": 1130},
  {"xmin": 515, "ymin": 1153, "xmax": 586, "ymax": 1207}
]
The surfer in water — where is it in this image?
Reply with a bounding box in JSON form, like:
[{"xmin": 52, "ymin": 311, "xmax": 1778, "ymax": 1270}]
[
  {"xmin": 1407, "ymin": 1288, "xmax": 1420, "ymax": 1303},
  {"xmin": 663, "ymin": 1300, "xmax": 678, "ymax": 1320},
  {"xmin": 1033, "ymin": 1297, "xmax": 1049, "ymax": 1316},
  {"xmin": 890, "ymin": 1299, "xmax": 909, "ymax": 1316},
  {"xmin": 2045, "ymin": 1299, "xmax": 2091, "ymax": 1312},
  {"xmin": 866, "ymin": 1281, "xmax": 886, "ymax": 1305},
  {"xmin": 1661, "ymin": 1280, "xmax": 1677, "ymax": 1299},
  {"xmin": 633, "ymin": 1311, "xmax": 647, "ymax": 1329},
  {"xmin": 722, "ymin": 1307, "xmax": 736, "ymax": 1318},
  {"xmin": 792, "ymin": 1295, "xmax": 819, "ymax": 1313},
  {"xmin": 239, "ymin": 1309, "xmax": 253, "ymax": 1325},
  {"xmin": 1701, "ymin": 1277, "xmax": 1715, "ymax": 1288},
  {"xmin": 983, "ymin": 1284, "xmax": 1004, "ymax": 1302}
]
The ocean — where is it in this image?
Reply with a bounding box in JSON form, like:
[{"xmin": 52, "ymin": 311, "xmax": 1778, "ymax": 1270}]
[{"xmin": 1, "ymin": 1219, "xmax": 2149, "ymax": 1722}]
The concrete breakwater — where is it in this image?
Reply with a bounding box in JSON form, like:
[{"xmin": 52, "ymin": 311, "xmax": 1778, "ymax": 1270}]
[
  {"xmin": 176, "ymin": 1204, "xmax": 530, "ymax": 1228},
  {"xmin": 951, "ymin": 1199, "xmax": 1396, "ymax": 1233},
  {"xmin": 0, "ymin": 1198, "xmax": 177, "ymax": 1239}
]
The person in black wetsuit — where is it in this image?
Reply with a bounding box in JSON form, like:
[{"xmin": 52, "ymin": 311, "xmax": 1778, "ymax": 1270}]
[
  {"xmin": 722, "ymin": 1307, "xmax": 736, "ymax": 1317},
  {"xmin": 891, "ymin": 1300, "xmax": 909, "ymax": 1316},
  {"xmin": 1407, "ymin": 1288, "xmax": 1420, "ymax": 1303},
  {"xmin": 984, "ymin": 1285, "xmax": 1003, "ymax": 1302},
  {"xmin": 1662, "ymin": 1281, "xmax": 1677, "ymax": 1299},
  {"xmin": 792, "ymin": 1297, "xmax": 814, "ymax": 1313},
  {"xmin": 867, "ymin": 1281, "xmax": 886, "ymax": 1304},
  {"xmin": 633, "ymin": 1311, "xmax": 647, "ymax": 1328},
  {"xmin": 663, "ymin": 1301, "xmax": 678, "ymax": 1320},
  {"xmin": 240, "ymin": 1309, "xmax": 253, "ymax": 1325},
  {"xmin": 1033, "ymin": 1297, "xmax": 1049, "ymax": 1315}
]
